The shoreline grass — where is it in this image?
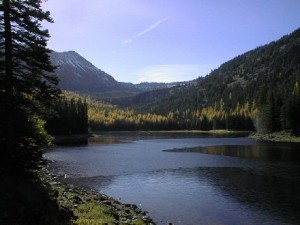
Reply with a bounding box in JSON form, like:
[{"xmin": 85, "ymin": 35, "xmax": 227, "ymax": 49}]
[{"xmin": 47, "ymin": 171, "xmax": 155, "ymax": 225}]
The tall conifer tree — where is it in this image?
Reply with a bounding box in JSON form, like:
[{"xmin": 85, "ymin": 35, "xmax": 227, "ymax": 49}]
[{"xmin": 0, "ymin": 0, "xmax": 60, "ymax": 172}]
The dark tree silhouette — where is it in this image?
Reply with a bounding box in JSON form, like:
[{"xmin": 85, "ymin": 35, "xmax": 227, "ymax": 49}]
[{"xmin": 0, "ymin": 0, "xmax": 60, "ymax": 172}]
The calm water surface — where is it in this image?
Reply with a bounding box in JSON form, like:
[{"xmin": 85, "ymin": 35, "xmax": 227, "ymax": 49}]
[{"xmin": 44, "ymin": 132, "xmax": 300, "ymax": 225}]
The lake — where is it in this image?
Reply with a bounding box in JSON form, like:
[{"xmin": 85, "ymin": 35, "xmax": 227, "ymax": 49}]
[{"xmin": 44, "ymin": 132, "xmax": 300, "ymax": 225}]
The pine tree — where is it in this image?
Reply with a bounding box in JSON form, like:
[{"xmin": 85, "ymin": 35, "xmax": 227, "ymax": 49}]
[{"xmin": 0, "ymin": 0, "xmax": 60, "ymax": 172}]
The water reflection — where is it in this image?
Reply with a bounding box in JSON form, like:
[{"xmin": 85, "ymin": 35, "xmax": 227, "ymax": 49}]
[
  {"xmin": 85, "ymin": 131, "xmax": 250, "ymax": 146},
  {"xmin": 165, "ymin": 143, "xmax": 300, "ymax": 163},
  {"xmin": 45, "ymin": 135, "xmax": 300, "ymax": 225},
  {"xmin": 53, "ymin": 131, "xmax": 250, "ymax": 146},
  {"xmin": 92, "ymin": 167, "xmax": 300, "ymax": 225}
]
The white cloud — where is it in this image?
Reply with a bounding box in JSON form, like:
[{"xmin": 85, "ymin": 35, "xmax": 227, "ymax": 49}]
[
  {"xmin": 135, "ymin": 18, "xmax": 169, "ymax": 37},
  {"xmin": 136, "ymin": 64, "xmax": 217, "ymax": 83},
  {"xmin": 123, "ymin": 18, "xmax": 169, "ymax": 44},
  {"xmin": 123, "ymin": 39, "xmax": 133, "ymax": 44}
]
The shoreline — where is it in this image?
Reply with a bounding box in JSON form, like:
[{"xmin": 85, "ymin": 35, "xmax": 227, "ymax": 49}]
[
  {"xmin": 53, "ymin": 130, "xmax": 251, "ymax": 144},
  {"xmin": 249, "ymin": 131, "xmax": 300, "ymax": 143},
  {"xmin": 53, "ymin": 134, "xmax": 92, "ymax": 146},
  {"xmin": 41, "ymin": 167, "xmax": 156, "ymax": 225}
]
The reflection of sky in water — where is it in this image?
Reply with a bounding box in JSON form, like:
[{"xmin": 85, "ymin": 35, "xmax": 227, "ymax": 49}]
[
  {"xmin": 46, "ymin": 138, "xmax": 259, "ymax": 177},
  {"xmin": 95, "ymin": 167, "xmax": 299, "ymax": 225},
  {"xmin": 45, "ymin": 135, "xmax": 300, "ymax": 225}
]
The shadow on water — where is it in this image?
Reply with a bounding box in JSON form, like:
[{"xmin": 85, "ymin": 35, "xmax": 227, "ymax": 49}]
[
  {"xmin": 164, "ymin": 143, "xmax": 300, "ymax": 163},
  {"xmin": 54, "ymin": 131, "xmax": 250, "ymax": 146},
  {"xmin": 54, "ymin": 134, "xmax": 89, "ymax": 146},
  {"xmin": 196, "ymin": 167, "xmax": 300, "ymax": 224},
  {"xmin": 65, "ymin": 175, "xmax": 115, "ymax": 191},
  {"xmin": 79, "ymin": 167, "xmax": 300, "ymax": 225},
  {"xmin": 46, "ymin": 134, "xmax": 300, "ymax": 224}
]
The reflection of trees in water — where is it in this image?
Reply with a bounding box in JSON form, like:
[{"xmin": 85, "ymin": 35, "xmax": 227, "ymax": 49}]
[
  {"xmin": 167, "ymin": 143, "xmax": 300, "ymax": 163},
  {"xmin": 88, "ymin": 131, "xmax": 248, "ymax": 145},
  {"xmin": 196, "ymin": 167, "xmax": 300, "ymax": 224}
]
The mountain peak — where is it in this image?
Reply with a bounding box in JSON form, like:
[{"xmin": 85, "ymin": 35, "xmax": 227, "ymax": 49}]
[
  {"xmin": 50, "ymin": 50, "xmax": 139, "ymax": 95},
  {"xmin": 51, "ymin": 50, "xmax": 98, "ymax": 71}
]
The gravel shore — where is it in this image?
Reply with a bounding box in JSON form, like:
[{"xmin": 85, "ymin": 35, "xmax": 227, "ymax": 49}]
[{"xmin": 40, "ymin": 167, "xmax": 156, "ymax": 225}]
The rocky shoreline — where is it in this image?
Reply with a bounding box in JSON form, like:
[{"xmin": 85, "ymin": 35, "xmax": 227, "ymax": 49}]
[
  {"xmin": 249, "ymin": 131, "xmax": 300, "ymax": 143},
  {"xmin": 39, "ymin": 167, "xmax": 156, "ymax": 225}
]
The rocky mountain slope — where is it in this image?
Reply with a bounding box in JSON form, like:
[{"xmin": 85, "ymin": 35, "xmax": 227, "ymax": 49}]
[
  {"xmin": 50, "ymin": 51, "xmax": 138, "ymax": 96},
  {"xmin": 50, "ymin": 51, "xmax": 189, "ymax": 98}
]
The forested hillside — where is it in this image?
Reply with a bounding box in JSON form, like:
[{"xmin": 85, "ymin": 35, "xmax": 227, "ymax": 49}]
[
  {"xmin": 46, "ymin": 28, "xmax": 300, "ymax": 133},
  {"xmin": 49, "ymin": 92, "xmax": 176, "ymax": 131},
  {"xmin": 48, "ymin": 91, "xmax": 254, "ymax": 132},
  {"xmin": 127, "ymin": 28, "xmax": 300, "ymax": 133},
  {"xmin": 53, "ymin": 29, "xmax": 300, "ymax": 133}
]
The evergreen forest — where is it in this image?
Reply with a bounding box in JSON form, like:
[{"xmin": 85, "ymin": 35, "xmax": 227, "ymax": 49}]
[
  {"xmin": 116, "ymin": 28, "xmax": 300, "ymax": 134},
  {"xmin": 55, "ymin": 29, "xmax": 300, "ymax": 134}
]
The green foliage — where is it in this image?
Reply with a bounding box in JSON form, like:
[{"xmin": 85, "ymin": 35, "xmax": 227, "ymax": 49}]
[
  {"xmin": 48, "ymin": 28, "xmax": 300, "ymax": 133},
  {"xmin": 46, "ymin": 93, "xmax": 88, "ymax": 135},
  {"xmin": 88, "ymin": 95, "xmax": 172, "ymax": 131},
  {"xmin": 66, "ymin": 90, "xmax": 255, "ymax": 131},
  {"xmin": 123, "ymin": 28, "xmax": 300, "ymax": 133},
  {"xmin": 0, "ymin": 0, "xmax": 60, "ymax": 173},
  {"xmin": 0, "ymin": 105, "xmax": 50, "ymax": 171},
  {"xmin": 257, "ymin": 81, "xmax": 300, "ymax": 134},
  {"xmin": 132, "ymin": 218, "xmax": 147, "ymax": 225},
  {"xmin": 74, "ymin": 202, "xmax": 114, "ymax": 225}
]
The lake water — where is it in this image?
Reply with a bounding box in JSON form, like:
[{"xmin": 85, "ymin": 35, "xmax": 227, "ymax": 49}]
[{"xmin": 44, "ymin": 132, "xmax": 300, "ymax": 225}]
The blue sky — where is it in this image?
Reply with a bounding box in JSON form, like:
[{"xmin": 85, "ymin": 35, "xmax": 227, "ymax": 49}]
[{"xmin": 42, "ymin": 0, "xmax": 300, "ymax": 84}]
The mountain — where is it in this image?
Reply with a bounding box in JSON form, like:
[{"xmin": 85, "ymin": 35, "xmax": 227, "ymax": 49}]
[
  {"xmin": 135, "ymin": 81, "xmax": 188, "ymax": 91},
  {"xmin": 50, "ymin": 51, "xmax": 190, "ymax": 99},
  {"xmin": 114, "ymin": 80, "xmax": 197, "ymax": 108},
  {"xmin": 50, "ymin": 28, "xmax": 300, "ymax": 133},
  {"xmin": 130, "ymin": 28, "xmax": 300, "ymax": 114},
  {"xmin": 122, "ymin": 28, "xmax": 300, "ymax": 133},
  {"xmin": 50, "ymin": 51, "xmax": 139, "ymax": 97}
]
